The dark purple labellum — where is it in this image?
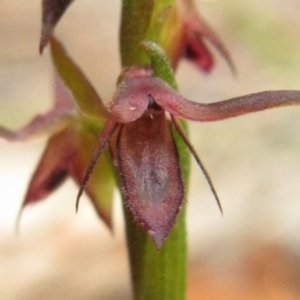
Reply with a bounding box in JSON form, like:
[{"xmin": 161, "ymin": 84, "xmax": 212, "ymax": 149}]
[{"xmin": 115, "ymin": 107, "xmax": 183, "ymax": 248}]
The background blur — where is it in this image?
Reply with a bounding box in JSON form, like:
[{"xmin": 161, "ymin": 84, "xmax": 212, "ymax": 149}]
[{"xmin": 1, "ymin": 0, "xmax": 300, "ymax": 299}]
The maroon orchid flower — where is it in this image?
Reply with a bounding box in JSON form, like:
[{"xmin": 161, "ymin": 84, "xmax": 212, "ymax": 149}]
[
  {"xmin": 45, "ymin": 37, "xmax": 300, "ymax": 248},
  {"xmin": 0, "ymin": 68, "xmax": 115, "ymax": 229},
  {"xmin": 2, "ymin": 35, "xmax": 300, "ymax": 248},
  {"xmin": 76, "ymin": 66, "xmax": 300, "ymax": 247}
]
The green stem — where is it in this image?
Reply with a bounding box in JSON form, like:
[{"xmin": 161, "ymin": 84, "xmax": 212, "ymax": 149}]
[
  {"xmin": 120, "ymin": 0, "xmax": 154, "ymax": 67},
  {"xmin": 120, "ymin": 1, "xmax": 190, "ymax": 299},
  {"xmin": 124, "ymin": 207, "xmax": 186, "ymax": 299}
]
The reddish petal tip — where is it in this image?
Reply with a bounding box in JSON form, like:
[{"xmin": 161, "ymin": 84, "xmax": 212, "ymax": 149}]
[
  {"xmin": 148, "ymin": 229, "xmax": 166, "ymax": 250},
  {"xmin": 116, "ymin": 112, "xmax": 184, "ymax": 249}
]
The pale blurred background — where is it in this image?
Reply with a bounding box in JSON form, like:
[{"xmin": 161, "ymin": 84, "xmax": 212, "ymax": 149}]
[{"xmin": 1, "ymin": 0, "xmax": 300, "ymax": 299}]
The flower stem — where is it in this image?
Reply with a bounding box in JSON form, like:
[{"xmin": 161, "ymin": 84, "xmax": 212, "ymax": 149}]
[
  {"xmin": 120, "ymin": 0, "xmax": 190, "ymax": 299},
  {"xmin": 124, "ymin": 207, "xmax": 186, "ymax": 299}
]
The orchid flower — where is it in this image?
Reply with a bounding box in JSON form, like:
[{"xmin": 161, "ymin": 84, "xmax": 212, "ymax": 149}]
[
  {"xmin": 46, "ymin": 38, "xmax": 300, "ymax": 248},
  {"xmin": 0, "ymin": 63, "xmax": 115, "ymax": 229},
  {"xmin": 2, "ymin": 34, "xmax": 300, "ymax": 247}
]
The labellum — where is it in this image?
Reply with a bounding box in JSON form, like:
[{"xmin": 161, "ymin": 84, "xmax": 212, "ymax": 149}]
[{"xmin": 113, "ymin": 102, "xmax": 184, "ymax": 247}]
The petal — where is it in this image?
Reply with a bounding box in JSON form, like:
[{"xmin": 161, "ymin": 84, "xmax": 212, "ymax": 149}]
[
  {"xmin": 76, "ymin": 120, "xmax": 118, "ymax": 212},
  {"xmin": 40, "ymin": 0, "xmax": 75, "ymax": 53},
  {"xmin": 184, "ymin": 30, "xmax": 214, "ymax": 72},
  {"xmin": 0, "ymin": 110, "xmax": 74, "ymax": 142},
  {"xmin": 50, "ymin": 37, "xmax": 111, "ymax": 119},
  {"xmin": 115, "ymin": 110, "xmax": 184, "ymax": 249},
  {"xmin": 157, "ymin": 90, "xmax": 300, "ymax": 122},
  {"xmin": 70, "ymin": 120, "xmax": 116, "ymax": 228},
  {"xmin": 53, "ymin": 69, "xmax": 75, "ymax": 110},
  {"xmin": 171, "ymin": 116, "xmax": 222, "ymax": 213},
  {"xmin": 108, "ymin": 74, "xmax": 300, "ymax": 124},
  {"xmin": 18, "ymin": 128, "xmax": 74, "ymax": 220},
  {"xmin": 18, "ymin": 120, "xmax": 116, "ymax": 229},
  {"xmin": 0, "ymin": 68, "xmax": 77, "ymax": 143}
]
